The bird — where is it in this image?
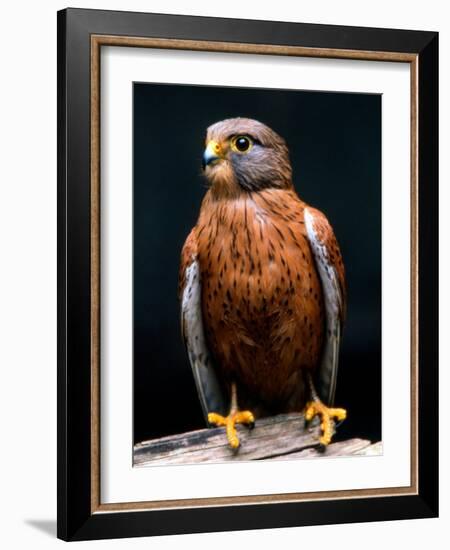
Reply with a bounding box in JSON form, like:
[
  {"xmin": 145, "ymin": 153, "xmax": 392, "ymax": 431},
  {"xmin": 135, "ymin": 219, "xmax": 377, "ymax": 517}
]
[{"xmin": 179, "ymin": 117, "xmax": 347, "ymax": 450}]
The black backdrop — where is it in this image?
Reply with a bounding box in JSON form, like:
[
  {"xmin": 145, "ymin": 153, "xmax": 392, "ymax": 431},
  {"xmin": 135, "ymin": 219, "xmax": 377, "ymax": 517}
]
[{"xmin": 133, "ymin": 82, "xmax": 381, "ymax": 446}]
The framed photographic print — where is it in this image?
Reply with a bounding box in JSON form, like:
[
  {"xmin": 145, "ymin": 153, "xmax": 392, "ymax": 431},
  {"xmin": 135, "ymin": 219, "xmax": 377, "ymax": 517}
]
[{"xmin": 57, "ymin": 8, "xmax": 438, "ymax": 541}]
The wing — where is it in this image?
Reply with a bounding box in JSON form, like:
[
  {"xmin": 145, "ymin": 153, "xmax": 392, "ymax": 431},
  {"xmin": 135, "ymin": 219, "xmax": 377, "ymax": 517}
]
[
  {"xmin": 304, "ymin": 207, "xmax": 346, "ymax": 405},
  {"xmin": 179, "ymin": 229, "xmax": 227, "ymax": 422}
]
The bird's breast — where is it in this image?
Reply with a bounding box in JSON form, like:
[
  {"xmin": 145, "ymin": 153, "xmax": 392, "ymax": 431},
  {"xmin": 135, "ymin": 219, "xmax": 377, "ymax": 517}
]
[{"xmin": 195, "ymin": 190, "xmax": 325, "ymax": 406}]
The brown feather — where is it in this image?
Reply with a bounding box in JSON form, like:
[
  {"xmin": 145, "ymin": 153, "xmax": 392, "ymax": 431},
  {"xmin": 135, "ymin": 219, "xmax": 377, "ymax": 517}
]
[{"xmin": 192, "ymin": 188, "xmax": 325, "ymax": 413}]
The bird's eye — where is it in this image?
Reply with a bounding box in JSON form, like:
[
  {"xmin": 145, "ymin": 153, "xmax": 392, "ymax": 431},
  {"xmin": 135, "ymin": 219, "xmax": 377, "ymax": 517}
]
[{"xmin": 231, "ymin": 135, "xmax": 253, "ymax": 153}]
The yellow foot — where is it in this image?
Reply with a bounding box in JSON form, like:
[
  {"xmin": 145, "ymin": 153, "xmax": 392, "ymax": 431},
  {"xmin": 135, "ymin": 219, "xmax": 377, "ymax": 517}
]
[
  {"xmin": 304, "ymin": 400, "xmax": 347, "ymax": 446},
  {"xmin": 208, "ymin": 410, "xmax": 255, "ymax": 449}
]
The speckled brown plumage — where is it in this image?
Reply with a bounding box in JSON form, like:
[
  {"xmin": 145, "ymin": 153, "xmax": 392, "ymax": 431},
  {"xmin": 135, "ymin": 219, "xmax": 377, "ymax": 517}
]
[{"xmin": 179, "ymin": 118, "xmax": 346, "ymax": 423}]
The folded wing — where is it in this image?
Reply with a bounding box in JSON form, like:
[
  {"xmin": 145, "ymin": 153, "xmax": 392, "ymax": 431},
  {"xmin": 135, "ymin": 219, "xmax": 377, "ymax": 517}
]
[
  {"xmin": 179, "ymin": 230, "xmax": 227, "ymax": 422},
  {"xmin": 304, "ymin": 207, "xmax": 347, "ymax": 405}
]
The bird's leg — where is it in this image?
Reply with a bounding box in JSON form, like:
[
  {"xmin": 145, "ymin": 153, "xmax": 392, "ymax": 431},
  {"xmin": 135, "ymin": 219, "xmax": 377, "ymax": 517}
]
[
  {"xmin": 304, "ymin": 372, "xmax": 347, "ymax": 446},
  {"xmin": 208, "ymin": 382, "xmax": 255, "ymax": 449}
]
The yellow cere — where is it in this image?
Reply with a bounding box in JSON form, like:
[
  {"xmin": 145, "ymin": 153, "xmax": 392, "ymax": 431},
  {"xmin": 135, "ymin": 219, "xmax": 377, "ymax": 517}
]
[{"xmin": 206, "ymin": 140, "xmax": 222, "ymax": 156}]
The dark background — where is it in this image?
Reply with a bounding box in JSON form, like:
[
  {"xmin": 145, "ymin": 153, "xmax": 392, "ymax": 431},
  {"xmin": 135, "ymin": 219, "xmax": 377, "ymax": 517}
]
[{"xmin": 133, "ymin": 82, "xmax": 381, "ymax": 446}]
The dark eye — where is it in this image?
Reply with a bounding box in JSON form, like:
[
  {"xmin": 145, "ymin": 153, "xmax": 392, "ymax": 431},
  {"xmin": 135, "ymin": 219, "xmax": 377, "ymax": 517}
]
[{"xmin": 232, "ymin": 135, "xmax": 253, "ymax": 153}]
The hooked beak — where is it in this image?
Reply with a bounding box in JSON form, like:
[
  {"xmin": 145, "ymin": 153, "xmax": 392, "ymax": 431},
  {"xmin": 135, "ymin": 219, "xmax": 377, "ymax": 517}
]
[{"xmin": 202, "ymin": 140, "xmax": 223, "ymax": 169}]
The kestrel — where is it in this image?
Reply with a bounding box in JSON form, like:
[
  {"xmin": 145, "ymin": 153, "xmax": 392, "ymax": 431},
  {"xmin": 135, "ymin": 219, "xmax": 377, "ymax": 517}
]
[{"xmin": 179, "ymin": 118, "xmax": 347, "ymax": 450}]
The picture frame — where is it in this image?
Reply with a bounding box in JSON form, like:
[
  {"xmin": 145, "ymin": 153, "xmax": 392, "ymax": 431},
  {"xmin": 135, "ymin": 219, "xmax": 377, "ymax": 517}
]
[{"xmin": 57, "ymin": 7, "xmax": 438, "ymax": 541}]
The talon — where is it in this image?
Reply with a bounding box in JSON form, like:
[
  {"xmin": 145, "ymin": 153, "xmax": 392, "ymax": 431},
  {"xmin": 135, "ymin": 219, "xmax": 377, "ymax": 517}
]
[
  {"xmin": 208, "ymin": 409, "xmax": 255, "ymax": 449},
  {"xmin": 234, "ymin": 410, "xmax": 255, "ymax": 426},
  {"xmin": 317, "ymin": 443, "xmax": 327, "ymax": 454},
  {"xmin": 304, "ymin": 400, "xmax": 347, "ymax": 447}
]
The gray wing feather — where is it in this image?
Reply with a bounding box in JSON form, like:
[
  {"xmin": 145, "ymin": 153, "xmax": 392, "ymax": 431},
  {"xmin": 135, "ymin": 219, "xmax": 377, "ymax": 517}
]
[
  {"xmin": 181, "ymin": 258, "xmax": 227, "ymax": 421},
  {"xmin": 304, "ymin": 208, "xmax": 343, "ymax": 405}
]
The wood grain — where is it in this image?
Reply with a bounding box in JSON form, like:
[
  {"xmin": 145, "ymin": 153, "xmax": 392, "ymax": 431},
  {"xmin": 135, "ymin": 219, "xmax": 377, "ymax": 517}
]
[
  {"xmin": 92, "ymin": 35, "xmax": 416, "ymax": 62},
  {"xmin": 134, "ymin": 413, "xmax": 381, "ymax": 466}
]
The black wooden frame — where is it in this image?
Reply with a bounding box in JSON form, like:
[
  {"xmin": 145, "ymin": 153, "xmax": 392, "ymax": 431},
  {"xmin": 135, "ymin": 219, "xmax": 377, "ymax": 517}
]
[{"xmin": 57, "ymin": 8, "xmax": 438, "ymax": 541}]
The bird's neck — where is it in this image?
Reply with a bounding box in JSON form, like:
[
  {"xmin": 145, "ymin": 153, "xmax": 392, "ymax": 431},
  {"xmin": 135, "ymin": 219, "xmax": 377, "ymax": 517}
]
[
  {"xmin": 206, "ymin": 163, "xmax": 243, "ymax": 200},
  {"xmin": 208, "ymin": 180, "xmax": 294, "ymax": 202},
  {"xmin": 198, "ymin": 188, "xmax": 304, "ymax": 228},
  {"xmin": 205, "ymin": 163, "xmax": 293, "ymax": 201}
]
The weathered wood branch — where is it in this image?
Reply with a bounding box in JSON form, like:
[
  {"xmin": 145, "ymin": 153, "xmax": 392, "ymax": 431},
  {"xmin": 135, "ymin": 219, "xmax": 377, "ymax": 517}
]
[{"xmin": 134, "ymin": 413, "xmax": 381, "ymax": 466}]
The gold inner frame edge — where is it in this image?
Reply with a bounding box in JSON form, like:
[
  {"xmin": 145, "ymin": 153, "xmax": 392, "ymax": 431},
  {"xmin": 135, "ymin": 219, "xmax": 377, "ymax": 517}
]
[{"xmin": 90, "ymin": 35, "xmax": 419, "ymax": 514}]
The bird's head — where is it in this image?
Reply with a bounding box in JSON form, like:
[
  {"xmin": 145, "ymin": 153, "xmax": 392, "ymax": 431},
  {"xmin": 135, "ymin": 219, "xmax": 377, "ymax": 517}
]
[{"xmin": 202, "ymin": 118, "xmax": 293, "ymax": 198}]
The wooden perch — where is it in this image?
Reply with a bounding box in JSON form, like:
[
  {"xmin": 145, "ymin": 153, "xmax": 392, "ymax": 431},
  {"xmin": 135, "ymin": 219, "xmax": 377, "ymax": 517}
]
[{"xmin": 134, "ymin": 413, "xmax": 382, "ymax": 466}]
